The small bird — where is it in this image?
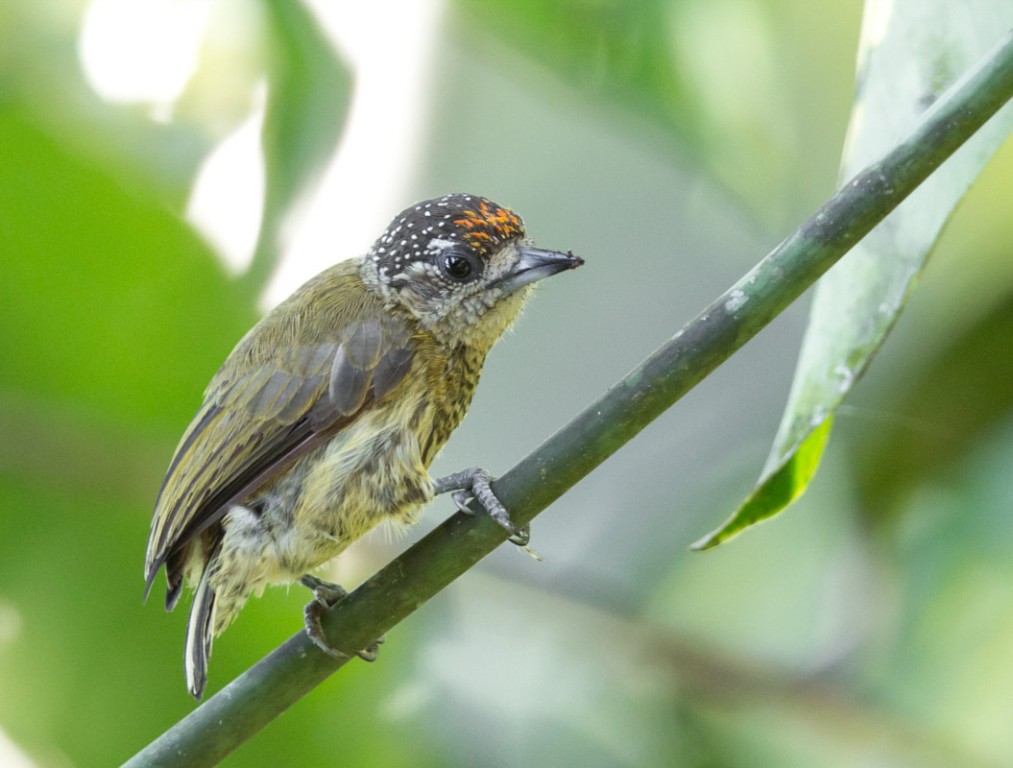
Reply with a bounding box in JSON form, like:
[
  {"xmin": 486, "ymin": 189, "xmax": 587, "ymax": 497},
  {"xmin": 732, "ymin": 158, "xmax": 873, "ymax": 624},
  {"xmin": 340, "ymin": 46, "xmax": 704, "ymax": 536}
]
[{"xmin": 144, "ymin": 193, "xmax": 583, "ymax": 698}]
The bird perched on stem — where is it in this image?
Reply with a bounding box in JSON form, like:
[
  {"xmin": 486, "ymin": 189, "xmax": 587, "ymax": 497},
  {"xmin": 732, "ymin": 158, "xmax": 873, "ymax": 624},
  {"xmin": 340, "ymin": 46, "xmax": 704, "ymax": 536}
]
[{"xmin": 144, "ymin": 193, "xmax": 583, "ymax": 699}]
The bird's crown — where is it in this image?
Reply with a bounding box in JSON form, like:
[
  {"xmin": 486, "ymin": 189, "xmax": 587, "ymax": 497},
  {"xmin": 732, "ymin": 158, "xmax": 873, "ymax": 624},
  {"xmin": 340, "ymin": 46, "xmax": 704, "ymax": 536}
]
[{"xmin": 366, "ymin": 193, "xmax": 525, "ymax": 288}]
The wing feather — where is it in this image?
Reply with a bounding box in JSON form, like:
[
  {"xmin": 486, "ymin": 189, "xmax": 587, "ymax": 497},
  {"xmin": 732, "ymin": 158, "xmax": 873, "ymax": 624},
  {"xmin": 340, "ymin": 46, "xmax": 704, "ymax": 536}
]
[{"xmin": 144, "ymin": 313, "xmax": 415, "ymax": 601}]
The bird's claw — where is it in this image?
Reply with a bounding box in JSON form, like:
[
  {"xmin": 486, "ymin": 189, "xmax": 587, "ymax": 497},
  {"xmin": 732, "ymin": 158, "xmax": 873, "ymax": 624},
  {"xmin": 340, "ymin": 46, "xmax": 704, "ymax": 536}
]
[
  {"xmin": 299, "ymin": 574, "xmax": 383, "ymax": 661},
  {"xmin": 435, "ymin": 467, "xmax": 530, "ymax": 547},
  {"xmin": 506, "ymin": 525, "xmax": 530, "ymax": 547},
  {"xmin": 300, "ymin": 573, "xmax": 348, "ymax": 606}
]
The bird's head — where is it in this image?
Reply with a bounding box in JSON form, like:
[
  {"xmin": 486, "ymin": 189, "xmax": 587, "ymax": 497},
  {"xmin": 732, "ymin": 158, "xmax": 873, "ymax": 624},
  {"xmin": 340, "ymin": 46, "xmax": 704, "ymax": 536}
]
[{"xmin": 361, "ymin": 194, "xmax": 583, "ymax": 344}]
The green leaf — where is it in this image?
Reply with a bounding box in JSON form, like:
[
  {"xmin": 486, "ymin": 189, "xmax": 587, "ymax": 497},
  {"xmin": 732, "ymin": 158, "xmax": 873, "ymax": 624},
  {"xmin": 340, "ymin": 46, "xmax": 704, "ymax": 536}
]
[
  {"xmin": 693, "ymin": 417, "xmax": 833, "ymax": 550},
  {"xmin": 239, "ymin": 0, "xmax": 352, "ymax": 297},
  {"xmin": 699, "ymin": 0, "xmax": 1013, "ymax": 548}
]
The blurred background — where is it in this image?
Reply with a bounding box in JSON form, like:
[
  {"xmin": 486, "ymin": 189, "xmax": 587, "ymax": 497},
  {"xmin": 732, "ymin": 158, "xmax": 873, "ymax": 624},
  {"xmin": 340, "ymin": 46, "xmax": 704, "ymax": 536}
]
[{"xmin": 1, "ymin": 1, "xmax": 1012, "ymax": 766}]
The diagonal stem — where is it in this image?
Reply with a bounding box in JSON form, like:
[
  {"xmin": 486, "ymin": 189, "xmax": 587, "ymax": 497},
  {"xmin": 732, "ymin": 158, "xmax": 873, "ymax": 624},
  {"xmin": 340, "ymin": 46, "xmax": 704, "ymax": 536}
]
[{"xmin": 121, "ymin": 30, "xmax": 1013, "ymax": 768}]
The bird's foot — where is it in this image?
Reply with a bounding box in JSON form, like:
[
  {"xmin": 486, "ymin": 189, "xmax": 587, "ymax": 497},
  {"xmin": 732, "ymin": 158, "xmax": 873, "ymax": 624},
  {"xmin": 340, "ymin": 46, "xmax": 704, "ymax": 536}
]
[
  {"xmin": 299, "ymin": 574, "xmax": 384, "ymax": 661},
  {"xmin": 433, "ymin": 467, "xmax": 530, "ymax": 547}
]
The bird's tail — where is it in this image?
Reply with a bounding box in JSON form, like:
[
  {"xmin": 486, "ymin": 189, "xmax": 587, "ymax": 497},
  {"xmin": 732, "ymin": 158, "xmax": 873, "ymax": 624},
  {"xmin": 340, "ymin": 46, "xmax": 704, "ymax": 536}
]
[{"xmin": 185, "ymin": 562, "xmax": 217, "ymax": 700}]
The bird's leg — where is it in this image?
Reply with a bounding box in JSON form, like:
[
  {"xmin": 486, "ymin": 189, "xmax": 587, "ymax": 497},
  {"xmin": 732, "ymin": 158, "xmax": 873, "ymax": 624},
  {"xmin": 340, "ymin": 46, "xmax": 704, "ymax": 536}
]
[
  {"xmin": 299, "ymin": 574, "xmax": 384, "ymax": 661},
  {"xmin": 433, "ymin": 467, "xmax": 530, "ymax": 547}
]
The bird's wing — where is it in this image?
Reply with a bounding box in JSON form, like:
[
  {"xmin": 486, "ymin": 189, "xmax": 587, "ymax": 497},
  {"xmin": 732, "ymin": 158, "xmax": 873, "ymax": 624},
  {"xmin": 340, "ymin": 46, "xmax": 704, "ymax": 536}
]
[{"xmin": 143, "ymin": 317, "xmax": 416, "ymax": 602}]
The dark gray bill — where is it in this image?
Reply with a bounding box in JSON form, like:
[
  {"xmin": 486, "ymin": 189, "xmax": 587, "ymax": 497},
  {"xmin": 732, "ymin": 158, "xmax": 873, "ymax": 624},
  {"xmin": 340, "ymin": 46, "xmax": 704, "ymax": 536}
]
[{"xmin": 497, "ymin": 246, "xmax": 584, "ymax": 295}]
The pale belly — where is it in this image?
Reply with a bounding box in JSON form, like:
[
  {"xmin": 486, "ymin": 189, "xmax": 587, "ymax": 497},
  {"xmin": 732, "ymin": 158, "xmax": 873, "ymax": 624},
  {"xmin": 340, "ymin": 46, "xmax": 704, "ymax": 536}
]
[{"xmin": 212, "ymin": 401, "xmax": 435, "ymax": 601}]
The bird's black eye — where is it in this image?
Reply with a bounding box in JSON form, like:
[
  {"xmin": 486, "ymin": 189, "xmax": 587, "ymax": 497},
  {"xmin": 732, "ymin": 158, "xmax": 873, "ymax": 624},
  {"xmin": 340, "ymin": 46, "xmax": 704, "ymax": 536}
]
[
  {"xmin": 440, "ymin": 250, "xmax": 479, "ymax": 282},
  {"xmin": 444, "ymin": 254, "xmax": 471, "ymax": 279}
]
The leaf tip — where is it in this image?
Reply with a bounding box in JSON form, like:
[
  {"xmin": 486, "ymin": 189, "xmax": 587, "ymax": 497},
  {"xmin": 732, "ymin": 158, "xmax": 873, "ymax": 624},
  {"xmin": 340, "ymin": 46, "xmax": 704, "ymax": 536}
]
[{"xmin": 689, "ymin": 530, "xmax": 724, "ymax": 551}]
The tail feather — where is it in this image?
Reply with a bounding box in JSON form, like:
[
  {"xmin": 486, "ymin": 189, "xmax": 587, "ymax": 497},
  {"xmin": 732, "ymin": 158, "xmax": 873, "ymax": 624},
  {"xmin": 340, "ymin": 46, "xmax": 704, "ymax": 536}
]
[
  {"xmin": 185, "ymin": 564, "xmax": 217, "ymax": 700},
  {"xmin": 164, "ymin": 547, "xmax": 186, "ymax": 612}
]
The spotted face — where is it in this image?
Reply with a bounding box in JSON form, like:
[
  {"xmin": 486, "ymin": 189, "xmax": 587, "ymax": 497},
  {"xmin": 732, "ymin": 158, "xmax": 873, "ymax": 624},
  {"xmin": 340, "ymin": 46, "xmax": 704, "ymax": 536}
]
[{"xmin": 362, "ymin": 193, "xmax": 532, "ymax": 335}]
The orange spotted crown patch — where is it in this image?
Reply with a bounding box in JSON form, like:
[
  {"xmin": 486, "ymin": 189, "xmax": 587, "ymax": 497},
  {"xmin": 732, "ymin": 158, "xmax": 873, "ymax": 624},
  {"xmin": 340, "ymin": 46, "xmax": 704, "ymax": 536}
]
[
  {"xmin": 370, "ymin": 194, "xmax": 528, "ymax": 283},
  {"xmin": 453, "ymin": 199, "xmax": 525, "ymax": 255}
]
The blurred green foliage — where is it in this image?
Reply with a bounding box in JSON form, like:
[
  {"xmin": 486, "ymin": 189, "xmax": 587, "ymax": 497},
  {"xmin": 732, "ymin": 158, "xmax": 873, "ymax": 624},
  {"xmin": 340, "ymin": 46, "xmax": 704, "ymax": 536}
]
[
  {"xmin": 0, "ymin": 1, "xmax": 1011, "ymax": 767},
  {"xmin": 700, "ymin": 2, "xmax": 1013, "ymax": 549}
]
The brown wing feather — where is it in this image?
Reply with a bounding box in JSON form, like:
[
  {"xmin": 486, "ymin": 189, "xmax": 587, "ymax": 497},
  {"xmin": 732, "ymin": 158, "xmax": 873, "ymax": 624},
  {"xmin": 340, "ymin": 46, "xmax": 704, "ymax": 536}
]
[{"xmin": 144, "ymin": 289, "xmax": 415, "ymax": 603}]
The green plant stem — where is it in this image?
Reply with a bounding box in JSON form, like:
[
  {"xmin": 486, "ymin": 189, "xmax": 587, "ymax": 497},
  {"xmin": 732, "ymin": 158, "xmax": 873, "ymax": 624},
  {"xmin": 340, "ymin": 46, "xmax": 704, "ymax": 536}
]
[{"xmin": 122, "ymin": 30, "xmax": 1013, "ymax": 768}]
